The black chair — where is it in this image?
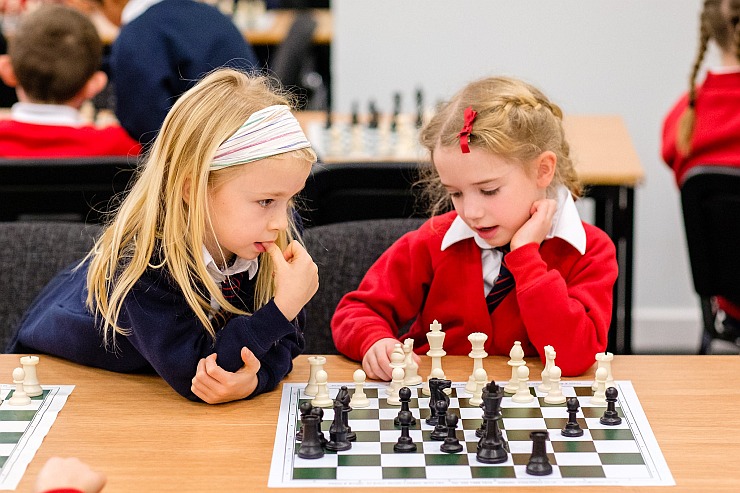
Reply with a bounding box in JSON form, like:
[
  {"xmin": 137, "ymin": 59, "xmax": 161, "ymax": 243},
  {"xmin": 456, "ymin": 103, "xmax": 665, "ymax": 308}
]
[
  {"xmin": 0, "ymin": 155, "xmax": 139, "ymax": 222},
  {"xmin": 680, "ymin": 165, "xmax": 740, "ymax": 354},
  {"xmin": 298, "ymin": 161, "xmax": 429, "ymax": 228},
  {"xmin": 301, "ymin": 218, "xmax": 426, "ymax": 354},
  {"xmin": 0, "ymin": 221, "xmax": 102, "ymax": 351}
]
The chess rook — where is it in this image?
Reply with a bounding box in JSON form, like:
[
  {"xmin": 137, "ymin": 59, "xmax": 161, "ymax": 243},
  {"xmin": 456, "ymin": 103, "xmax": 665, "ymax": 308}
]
[
  {"xmin": 20, "ymin": 355, "xmax": 42, "ymax": 397},
  {"xmin": 305, "ymin": 355, "xmax": 326, "ymax": 397}
]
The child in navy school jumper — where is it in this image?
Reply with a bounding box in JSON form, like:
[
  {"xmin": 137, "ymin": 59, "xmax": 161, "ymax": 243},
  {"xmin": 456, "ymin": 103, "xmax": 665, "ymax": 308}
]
[
  {"xmin": 332, "ymin": 76, "xmax": 618, "ymax": 381},
  {"xmin": 89, "ymin": 0, "xmax": 258, "ymax": 143},
  {"xmin": 0, "ymin": 4, "xmax": 140, "ymax": 157},
  {"xmin": 7, "ymin": 68, "xmax": 319, "ymax": 404},
  {"xmin": 662, "ymin": 0, "xmax": 740, "ymax": 333}
]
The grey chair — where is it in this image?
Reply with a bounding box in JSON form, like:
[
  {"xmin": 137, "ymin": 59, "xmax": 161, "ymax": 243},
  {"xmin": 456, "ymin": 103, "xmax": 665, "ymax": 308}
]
[
  {"xmin": 0, "ymin": 222, "xmax": 101, "ymax": 350},
  {"xmin": 680, "ymin": 165, "xmax": 740, "ymax": 354},
  {"xmin": 301, "ymin": 218, "xmax": 426, "ymax": 355}
]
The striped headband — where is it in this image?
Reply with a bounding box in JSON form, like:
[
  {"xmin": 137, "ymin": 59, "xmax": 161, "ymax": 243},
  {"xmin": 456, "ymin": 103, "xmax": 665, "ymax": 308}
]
[{"xmin": 210, "ymin": 104, "xmax": 311, "ymax": 169}]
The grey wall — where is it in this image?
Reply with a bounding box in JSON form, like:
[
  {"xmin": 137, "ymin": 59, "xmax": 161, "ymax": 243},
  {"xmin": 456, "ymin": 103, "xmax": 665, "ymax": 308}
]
[{"xmin": 332, "ymin": 0, "xmax": 708, "ymax": 352}]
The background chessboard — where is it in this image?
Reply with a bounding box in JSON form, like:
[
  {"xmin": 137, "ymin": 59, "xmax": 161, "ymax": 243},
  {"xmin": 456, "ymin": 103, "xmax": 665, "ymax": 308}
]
[{"xmin": 269, "ymin": 380, "xmax": 673, "ymax": 488}]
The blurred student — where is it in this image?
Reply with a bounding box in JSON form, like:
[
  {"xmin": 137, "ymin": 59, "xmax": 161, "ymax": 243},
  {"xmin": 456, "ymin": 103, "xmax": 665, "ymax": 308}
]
[
  {"xmin": 89, "ymin": 0, "xmax": 258, "ymax": 143},
  {"xmin": 35, "ymin": 457, "xmax": 106, "ymax": 493},
  {"xmin": 0, "ymin": 4, "xmax": 140, "ymax": 157},
  {"xmin": 661, "ymin": 0, "xmax": 740, "ymax": 336}
]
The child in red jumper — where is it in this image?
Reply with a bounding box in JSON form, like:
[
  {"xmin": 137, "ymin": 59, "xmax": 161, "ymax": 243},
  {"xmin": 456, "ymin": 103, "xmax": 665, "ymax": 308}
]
[{"xmin": 332, "ymin": 76, "xmax": 618, "ymax": 381}]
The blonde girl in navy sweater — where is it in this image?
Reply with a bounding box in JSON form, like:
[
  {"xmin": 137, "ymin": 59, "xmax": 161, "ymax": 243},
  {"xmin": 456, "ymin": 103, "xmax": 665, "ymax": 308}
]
[{"xmin": 9, "ymin": 68, "xmax": 318, "ymax": 403}]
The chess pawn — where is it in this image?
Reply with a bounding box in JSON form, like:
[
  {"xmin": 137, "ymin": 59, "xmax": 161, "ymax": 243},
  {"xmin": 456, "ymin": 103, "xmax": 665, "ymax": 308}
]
[
  {"xmin": 591, "ymin": 367, "xmax": 608, "ymax": 405},
  {"xmin": 310, "ymin": 369, "xmax": 333, "ymax": 408},
  {"xmin": 469, "ymin": 367, "xmax": 488, "ymax": 407},
  {"xmin": 511, "ymin": 365, "xmax": 533, "ymax": 403},
  {"xmin": 561, "ymin": 397, "xmax": 585, "ymax": 437},
  {"xmin": 402, "ymin": 338, "xmax": 422, "ymax": 386},
  {"xmin": 600, "ymin": 387, "xmax": 623, "ymax": 426},
  {"xmin": 305, "ymin": 355, "xmax": 326, "ymax": 397},
  {"xmin": 349, "ymin": 369, "xmax": 370, "ymax": 408},
  {"xmin": 8, "ymin": 368, "xmax": 31, "ymax": 406},
  {"xmin": 386, "ymin": 367, "xmax": 405, "ymax": 405},
  {"xmin": 20, "ymin": 355, "xmax": 42, "ymax": 397},
  {"xmin": 389, "ymin": 344, "xmax": 406, "ymax": 371},
  {"xmin": 504, "ymin": 341, "xmax": 525, "ymax": 394},
  {"xmin": 466, "ymin": 332, "xmax": 488, "ymax": 393},
  {"xmin": 544, "ymin": 365, "xmax": 566, "ymax": 404}
]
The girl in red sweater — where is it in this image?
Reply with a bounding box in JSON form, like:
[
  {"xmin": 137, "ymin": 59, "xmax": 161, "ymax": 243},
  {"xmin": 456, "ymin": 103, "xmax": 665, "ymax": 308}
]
[{"xmin": 331, "ymin": 76, "xmax": 618, "ymax": 380}]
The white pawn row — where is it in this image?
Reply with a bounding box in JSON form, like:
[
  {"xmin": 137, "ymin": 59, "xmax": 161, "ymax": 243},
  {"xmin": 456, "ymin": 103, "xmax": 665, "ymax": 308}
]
[{"xmin": 4, "ymin": 355, "xmax": 43, "ymax": 407}]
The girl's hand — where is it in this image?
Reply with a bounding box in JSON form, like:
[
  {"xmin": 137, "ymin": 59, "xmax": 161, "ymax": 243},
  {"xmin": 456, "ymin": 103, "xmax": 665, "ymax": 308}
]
[
  {"xmin": 191, "ymin": 347, "xmax": 261, "ymax": 404},
  {"xmin": 362, "ymin": 338, "xmax": 421, "ymax": 381},
  {"xmin": 266, "ymin": 241, "xmax": 319, "ymax": 321},
  {"xmin": 510, "ymin": 198, "xmax": 558, "ymax": 251},
  {"xmin": 34, "ymin": 457, "xmax": 106, "ymax": 493}
]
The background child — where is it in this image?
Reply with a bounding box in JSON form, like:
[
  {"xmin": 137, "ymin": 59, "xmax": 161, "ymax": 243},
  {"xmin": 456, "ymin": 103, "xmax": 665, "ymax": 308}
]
[
  {"xmin": 332, "ymin": 76, "xmax": 618, "ymax": 380},
  {"xmin": 88, "ymin": 0, "xmax": 258, "ymax": 143},
  {"xmin": 0, "ymin": 4, "xmax": 140, "ymax": 157},
  {"xmin": 661, "ymin": 0, "xmax": 740, "ymax": 337},
  {"xmin": 7, "ymin": 68, "xmax": 319, "ymax": 404}
]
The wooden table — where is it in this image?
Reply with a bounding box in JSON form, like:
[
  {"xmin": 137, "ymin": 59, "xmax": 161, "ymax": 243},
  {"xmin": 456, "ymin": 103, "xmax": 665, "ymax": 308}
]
[
  {"xmin": 243, "ymin": 8, "xmax": 332, "ymax": 45},
  {"xmin": 8, "ymin": 354, "xmax": 737, "ymax": 492},
  {"xmin": 297, "ymin": 112, "xmax": 643, "ymax": 355}
]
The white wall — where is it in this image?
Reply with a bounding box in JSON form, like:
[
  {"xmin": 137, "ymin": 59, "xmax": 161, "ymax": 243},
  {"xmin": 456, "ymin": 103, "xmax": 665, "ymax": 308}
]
[{"xmin": 332, "ymin": 0, "xmax": 708, "ymax": 353}]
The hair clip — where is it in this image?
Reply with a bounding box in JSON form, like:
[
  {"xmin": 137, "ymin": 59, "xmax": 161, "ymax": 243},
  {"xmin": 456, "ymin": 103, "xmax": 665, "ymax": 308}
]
[{"xmin": 458, "ymin": 106, "xmax": 477, "ymax": 153}]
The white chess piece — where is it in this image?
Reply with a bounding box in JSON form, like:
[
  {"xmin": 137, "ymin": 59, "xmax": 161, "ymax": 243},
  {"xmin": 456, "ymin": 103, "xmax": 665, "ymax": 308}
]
[
  {"xmin": 592, "ymin": 352, "xmax": 614, "ymax": 391},
  {"xmin": 311, "ymin": 369, "xmax": 333, "ymax": 408},
  {"xmin": 591, "ymin": 367, "xmax": 608, "ymax": 405},
  {"xmin": 8, "ymin": 368, "xmax": 31, "ymax": 406},
  {"xmin": 402, "ymin": 338, "xmax": 422, "ymax": 386},
  {"xmin": 504, "ymin": 341, "xmax": 525, "ymax": 394},
  {"xmin": 422, "ymin": 367, "xmax": 451, "ymax": 396},
  {"xmin": 304, "ymin": 355, "xmax": 326, "ymax": 397},
  {"xmin": 511, "ymin": 365, "xmax": 533, "ymax": 403},
  {"xmin": 469, "ymin": 367, "xmax": 488, "ymax": 407},
  {"xmin": 465, "ymin": 332, "xmax": 488, "ymax": 393},
  {"xmin": 538, "ymin": 346, "xmax": 555, "ymax": 393},
  {"xmin": 389, "ymin": 344, "xmax": 406, "ymax": 371},
  {"xmin": 544, "ymin": 365, "xmax": 566, "ymax": 404},
  {"xmin": 386, "ymin": 367, "xmax": 404, "ymax": 405},
  {"xmin": 349, "ymin": 369, "xmax": 370, "ymax": 408},
  {"xmin": 422, "ymin": 320, "xmax": 447, "ymax": 395},
  {"xmin": 20, "ymin": 355, "xmax": 42, "ymax": 397}
]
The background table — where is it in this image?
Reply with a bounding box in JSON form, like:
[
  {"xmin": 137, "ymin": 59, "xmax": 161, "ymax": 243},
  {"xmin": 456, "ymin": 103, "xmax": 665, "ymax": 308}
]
[{"xmin": 7, "ymin": 354, "xmax": 737, "ymax": 492}]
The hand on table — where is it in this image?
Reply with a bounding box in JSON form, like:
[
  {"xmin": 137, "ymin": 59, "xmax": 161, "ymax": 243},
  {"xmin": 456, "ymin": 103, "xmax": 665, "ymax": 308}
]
[
  {"xmin": 362, "ymin": 338, "xmax": 421, "ymax": 381},
  {"xmin": 34, "ymin": 456, "xmax": 106, "ymax": 493},
  {"xmin": 191, "ymin": 347, "xmax": 260, "ymax": 404}
]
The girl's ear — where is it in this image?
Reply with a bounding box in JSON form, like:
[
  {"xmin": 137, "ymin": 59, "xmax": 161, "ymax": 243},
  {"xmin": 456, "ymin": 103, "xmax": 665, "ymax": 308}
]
[
  {"xmin": 535, "ymin": 151, "xmax": 557, "ymax": 189},
  {"xmin": 0, "ymin": 55, "xmax": 18, "ymax": 88},
  {"xmin": 182, "ymin": 177, "xmax": 192, "ymax": 205}
]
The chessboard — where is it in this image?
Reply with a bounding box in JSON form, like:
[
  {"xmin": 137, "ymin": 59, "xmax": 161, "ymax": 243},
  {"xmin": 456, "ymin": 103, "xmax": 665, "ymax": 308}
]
[
  {"xmin": 269, "ymin": 380, "xmax": 673, "ymax": 488},
  {"xmin": 0, "ymin": 384, "xmax": 73, "ymax": 490}
]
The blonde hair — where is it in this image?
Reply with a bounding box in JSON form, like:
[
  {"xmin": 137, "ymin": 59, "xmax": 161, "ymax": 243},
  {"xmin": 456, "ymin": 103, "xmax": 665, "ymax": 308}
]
[
  {"xmin": 678, "ymin": 0, "xmax": 740, "ymax": 155},
  {"xmin": 418, "ymin": 76, "xmax": 581, "ymax": 217},
  {"xmin": 85, "ymin": 68, "xmax": 316, "ymax": 346}
]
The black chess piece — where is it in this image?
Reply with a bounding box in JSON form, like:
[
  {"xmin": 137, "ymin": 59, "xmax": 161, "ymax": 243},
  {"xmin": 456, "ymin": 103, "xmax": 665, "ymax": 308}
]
[
  {"xmin": 475, "ymin": 388, "xmax": 489, "ymax": 438},
  {"xmin": 296, "ymin": 413, "xmax": 324, "ymax": 459},
  {"xmin": 325, "ymin": 399, "xmax": 351, "ymax": 451},
  {"xmin": 431, "ymin": 399, "xmax": 449, "ymax": 440},
  {"xmin": 600, "ymin": 387, "xmax": 623, "ymax": 426},
  {"xmin": 390, "ymin": 92, "xmax": 401, "ymax": 133},
  {"xmin": 311, "ymin": 405, "xmax": 327, "ymax": 446},
  {"xmin": 368, "ymin": 100, "xmax": 379, "ymax": 129},
  {"xmin": 562, "ymin": 397, "xmax": 584, "ymax": 437},
  {"xmin": 337, "ymin": 386, "xmax": 356, "ymax": 441},
  {"xmin": 526, "ymin": 431, "xmax": 553, "ymax": 476},
  {"xmin": 351, "ymin": 101, "xmax": 359, "ymax": 126},
  {"xmin": 425, "ymin": 378, "xmax": 441, "ymax": 426},
  {"xmin": 394, "ymin": 387, "xmax": 417, "ymax": 427},
  {"xmin": 476, "ymin": 385, "xmax": 508, "ymax": 464},
  {"xmin": 415, "ymin": 88, "xmax": 424, "ymax": 128},
  {"xmin": 440, "ymin": 413, "xmax": 463, "ymax": 453},
  {"xmin": 295, "ymin": 401, "xmax": 312, "ymax": 441},
  {"xmin": 393, "ymin": 410, "xmax": 417, "ymax": 453}
]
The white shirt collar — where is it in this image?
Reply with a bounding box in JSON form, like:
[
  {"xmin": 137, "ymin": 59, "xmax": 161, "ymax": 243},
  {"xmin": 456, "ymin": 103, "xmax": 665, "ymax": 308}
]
[
  {"xmin": 121, "ymin": 0, "xmax": 165, "ymax": 25},
  {"xmin": 10, "ymin": 102, "xmax": 85, "ymax": 126},
  {"xmin": 441, "ymin": 184, "xmax": 586, "ymax": 255},
  {"xmin": 709, "ymin": 65, "xmax": 740, "ymax": 75},
  {"xmin": 201, "ymin": 245, "xmax": 259, "ymax": 285}
]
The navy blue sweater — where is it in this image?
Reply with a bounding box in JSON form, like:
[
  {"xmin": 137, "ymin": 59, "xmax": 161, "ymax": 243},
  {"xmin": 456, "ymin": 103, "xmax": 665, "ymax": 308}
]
[
  {"xmin": 7, "ymin": 260, "xmax": 305, "ymax": 402},
  {"xmin": 109, "ymin": 0, "xmax": 258, "ymax": 142}
]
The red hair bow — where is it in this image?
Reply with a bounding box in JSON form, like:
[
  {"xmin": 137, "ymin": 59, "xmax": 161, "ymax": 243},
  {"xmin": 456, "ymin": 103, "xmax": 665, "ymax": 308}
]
[{"xmin": 458, "ymin": 106, "xmax": 477, "ymax": 153}]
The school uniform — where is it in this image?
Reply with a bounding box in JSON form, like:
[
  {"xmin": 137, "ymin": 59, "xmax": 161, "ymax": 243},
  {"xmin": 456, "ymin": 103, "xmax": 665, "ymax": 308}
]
[
  {"xmin": 7, "ymin": 249, "xmax": 304, "ymax": 402},
  {"xmin": 331, "ymin": 187, "xmax": 617, "ymax": 377},
  {"xmin": 109, "ymin": 0, "xmax": 258, "ymax": 142},
  {"xmin": 0, "ymin": 102, "xmax": 140, "ymax": 157},
  {"xmin": 662, "ymin": 68, "xmax": 740, "ymax": 322}
]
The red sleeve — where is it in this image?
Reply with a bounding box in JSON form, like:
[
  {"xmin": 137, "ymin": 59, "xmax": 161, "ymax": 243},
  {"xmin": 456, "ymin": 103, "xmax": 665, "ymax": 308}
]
[
  {"xmin": 331, "ymin": 227, "xmax": 435, "ymax": 362},
  {"xmin": 505, "ymin": 228, "xmax": 618, "ymax": 376},
  {"xmin": 661, "ymin": 93, "xmax": 689, "ymax": 178}
]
